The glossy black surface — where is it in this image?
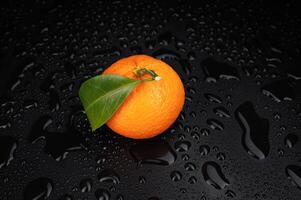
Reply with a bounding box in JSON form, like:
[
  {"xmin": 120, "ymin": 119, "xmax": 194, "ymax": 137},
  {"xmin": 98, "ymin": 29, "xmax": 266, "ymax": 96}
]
[{"xmin": 0, "ymin": 0, "xmax": 301, "ymax": 199}]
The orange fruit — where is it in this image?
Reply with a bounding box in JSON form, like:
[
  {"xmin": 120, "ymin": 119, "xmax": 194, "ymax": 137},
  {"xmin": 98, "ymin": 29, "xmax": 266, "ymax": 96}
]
[{"xmin": 103, "ymin": 55, "xmax": 185, "ymax": 139}]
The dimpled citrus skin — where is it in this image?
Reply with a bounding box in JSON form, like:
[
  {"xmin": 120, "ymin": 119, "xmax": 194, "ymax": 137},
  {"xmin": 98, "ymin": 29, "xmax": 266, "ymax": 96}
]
[{"xmin": 103, "ymin": 55, "xmax": 185, "ymax": 139}]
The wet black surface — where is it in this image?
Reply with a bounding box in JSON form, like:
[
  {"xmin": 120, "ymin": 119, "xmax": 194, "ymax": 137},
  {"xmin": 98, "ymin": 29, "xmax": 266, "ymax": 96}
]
[{"xmin": 0, "ymin": 0, "xmax": 301, "ymax": 199}]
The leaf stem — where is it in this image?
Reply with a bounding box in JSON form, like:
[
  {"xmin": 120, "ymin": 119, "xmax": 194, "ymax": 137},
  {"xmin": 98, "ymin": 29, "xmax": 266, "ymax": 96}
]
[{"xmin": 133, "ymin": 68, "xmax": 161, "ymax": 81}]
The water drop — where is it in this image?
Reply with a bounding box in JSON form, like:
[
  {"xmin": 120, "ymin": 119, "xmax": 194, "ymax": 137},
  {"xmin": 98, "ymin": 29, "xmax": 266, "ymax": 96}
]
[
  {"xmin": 201, "ymin": 58, "xmax": 240, "ymax": 82},
  {"xmin": 202, "ymin": 161, "xmax": 230, "ymax": 190},
  {"xmin": 80, "ymin": 178, "xmax": 92, "ymax": 192},
  {"xmin": 116, "ymin": 194, "xmax": 124, "ymax": 200},
  {"xmin": 28, "ymin": 115, "xmax": 52, "ymax": 143},
  {"xmin": 130, "ymin": 140, "xmax": 176, "ymax": 166},
  {"xmin": 182, "ymin": 154, "xmax": 189, "ymax": 161},
  {"xmin": 98, "ymin": 169, "xmax": 120, "ymax": 184},
  {"xmin": 23, "ymin": 178, "xmax": 53, "ymax": 200},
  {"xmin": 285, "ymin": 165, "xmax": 301, "ymax": 189},
  {"xmin": 207, "ymin": 119, "xmax": 224, "ymax": 131},
  {"xmin": 200, "ymin": 128, "xmax": 210, "ymax": 136},
  {"xmin": 216, "ymin": 152, "xmax": 226, "ymax": 161},
  {"xmin": 199, "ymin": 145, "xmax": 210, "ymax": 156},
  {"xmin": 262, "ymin": 80, "xmax": 295, "ymax": 102},
  {"xmin": 235, "ymin": 101, "xmax": 270, "ymax": 159},
  {"xmin": 95, "ymin": 188, "xmax": 110, "ymax": 200},
  {"xmin": 273, "ymin": 113, "xmax": 281, "ymax": 120},
  {"xmin": 170, "ymin": 171, "xmax": 182, "ymax": 182},
  {"xmin": 191, "ymin": 131, "xmax": 200, "ymax": 140},
  {"xmin": 0, "ymin": 135, "xmax": 17, "ymax": 169},
  {"xmin": 284, "ymin": 134, "xmax": 298, "ymax": 148},
  {"xmin": 174, "ymin": 141, "xmax": 191, "ymax": 152},
  {"xmin": 204, "ymin": 93, "xmax": 222, "ymax": 103},
  {"xmin": 23, "ymin": 99, "xmax": 38, "ymax": 109},
  {"xmin": 138, "ymin": 176, "xmax": 146, "ymax": 184},
  {"xmin": 213, "ymin": 107, "xmax": 231, "ymax": 118},
  {"xmin": 225, "ymin": 190, "xmax": 236, "ymax": 198},
  {"xmin": 0, "ymin": 118, "xmax": 11, "ymax": 129},
  {"xmin": 188, "ymin": 176, "xmax": 197, "ymax": 184},
  {"xmin": 184, "ymin": 162, "xmax": 196, "ymax": 171}
]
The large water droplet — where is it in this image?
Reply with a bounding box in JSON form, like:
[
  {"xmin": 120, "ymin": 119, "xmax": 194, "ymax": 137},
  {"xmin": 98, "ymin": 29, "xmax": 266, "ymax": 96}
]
[
  {"xmin": 262, "ymin": 80, "xmax": 295, "ymax": 102},
  {"xmin": 202, "ymin": 161, "xmax": 230, "ymax": 190},
  {"xmin": 23, "ymin": 177, "xmax": 53, "ymax": 200},
  {"xmin": 285, "ymin": 165, "xmax": 301, "ymax": 189},
  {"xmin": 201, "ymin": 58, "xmax": 240, "ymax": 82},
  {"xmin": 235, "ymin": 101, "xmax": 270, "ymax": 159},
  {"xmin": 44, "ymin": 129, "xmax": 85, "ymax": 161},
  {"xmin": 130, "ymin": 140, "xmax": 176, "ymax": 166},
  {"xmin": 28, "ymin": 115, "xmax": 52, "ymax": 143},
  {"xmin": 0, "ymin": 135, "xmax": 17, "ymax": 169}
]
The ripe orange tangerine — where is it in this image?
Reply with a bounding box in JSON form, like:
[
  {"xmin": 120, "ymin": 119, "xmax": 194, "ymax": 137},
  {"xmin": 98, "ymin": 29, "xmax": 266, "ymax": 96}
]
[{"xmin": 103, "ymin": 55, "xmax": 185, "ymax": 139}]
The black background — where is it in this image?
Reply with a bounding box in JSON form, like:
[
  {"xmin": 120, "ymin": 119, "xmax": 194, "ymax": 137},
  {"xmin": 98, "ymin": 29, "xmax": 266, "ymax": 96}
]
[{"xmin": 0, "ymin": 0, "xmax": 301, "ymax": 199}]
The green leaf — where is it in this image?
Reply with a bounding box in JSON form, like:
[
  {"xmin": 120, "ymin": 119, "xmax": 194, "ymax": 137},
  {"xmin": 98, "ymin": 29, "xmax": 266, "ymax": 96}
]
[{"xmin": 79, "ymin": 74, "xmax": 142, "ymax": 131}]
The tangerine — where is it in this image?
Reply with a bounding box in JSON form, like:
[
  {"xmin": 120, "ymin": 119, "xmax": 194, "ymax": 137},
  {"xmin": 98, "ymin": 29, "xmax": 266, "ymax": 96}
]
[{"xmin": 103, "ymin": 55, "xmax": 185, "ymax": 139}]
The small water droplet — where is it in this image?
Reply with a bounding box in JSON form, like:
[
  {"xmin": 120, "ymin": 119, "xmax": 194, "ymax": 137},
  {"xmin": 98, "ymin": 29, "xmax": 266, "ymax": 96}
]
[
  {"xmin": 200, "ymin": 128, "xmax": 210, "ymax": 136},
  {"xmin": 138, "ymin": 176, "xmax": 146, "ymax": 184},
  {"xmin": 79, "ymin": 178, "xmax": 92, "ymax": 192},
  {"xmin": 174, "ymin": 141, "xmax": 191, "ymax": 152},
  {"xmin": 98, "ymin": 169, "xmax": 120, "ymax": 184},
  {"xmin": 207, "ymin": 119, "xmax": 224, "ymax": 131},
  {"xmin": 199, "ymin": 145, "xmax": 210, "ymax": 156},
  {"xmin": 204, "ymin": 93, "xmax": 222, "ymax": 103},
  {"xmin": 182, "ymin": 154, "xmax": 189, "ymax": 161},
  {"xmin": 170, "ymin": 171, "xmax": 182, "ymax": 182},
  {"xmin": 95, "ymin": 188, "xmax": 110, "ymax": 200},
  {"xmin": 285, "ymin": 165, "xmax": 301, "ymax": 189},
  {"xmin": 284, "ymin": 134, "xmax": 298, "ymax": 148},
  {"xmin": 213, "ymin": 107, "xmax": 231, "ymax": 118},
  {"xmin": 216, "ymin": 152, "xmax": 226, "ymax": 161},
  {"xmin": 225, "ymin": 190, "xmax": 236, "ymax": 198},
  {"xmin": 278, "ymin": 148, "xmax": 284, "ymax": 157},
  {"xmin": 180, "ymin": 188, "xmax": 187, "ymax": 193},
  {"xmin": 274, "ymin": 113, "xmax": 281, "ymax": 120},
  {"xmin": 116, "ymin": 194, "xmax": 124, "ymax": 200},
  {"xmin": 184, "ymin": 162, "xmax": 196, "ymax": 171},
  {"xmin": 191, "ymin": 131, "xmax": 200, "ymax": 140},
  {"xmin": 188, "ymin": 176, "xmax": 197, "ymax": 184}
]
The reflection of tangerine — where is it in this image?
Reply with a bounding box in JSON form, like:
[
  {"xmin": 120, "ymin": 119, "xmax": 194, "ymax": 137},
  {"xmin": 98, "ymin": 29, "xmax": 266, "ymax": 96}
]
[{"xmin": 103, "ymin": 55, "xmax": 185, "ymax": 139}]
